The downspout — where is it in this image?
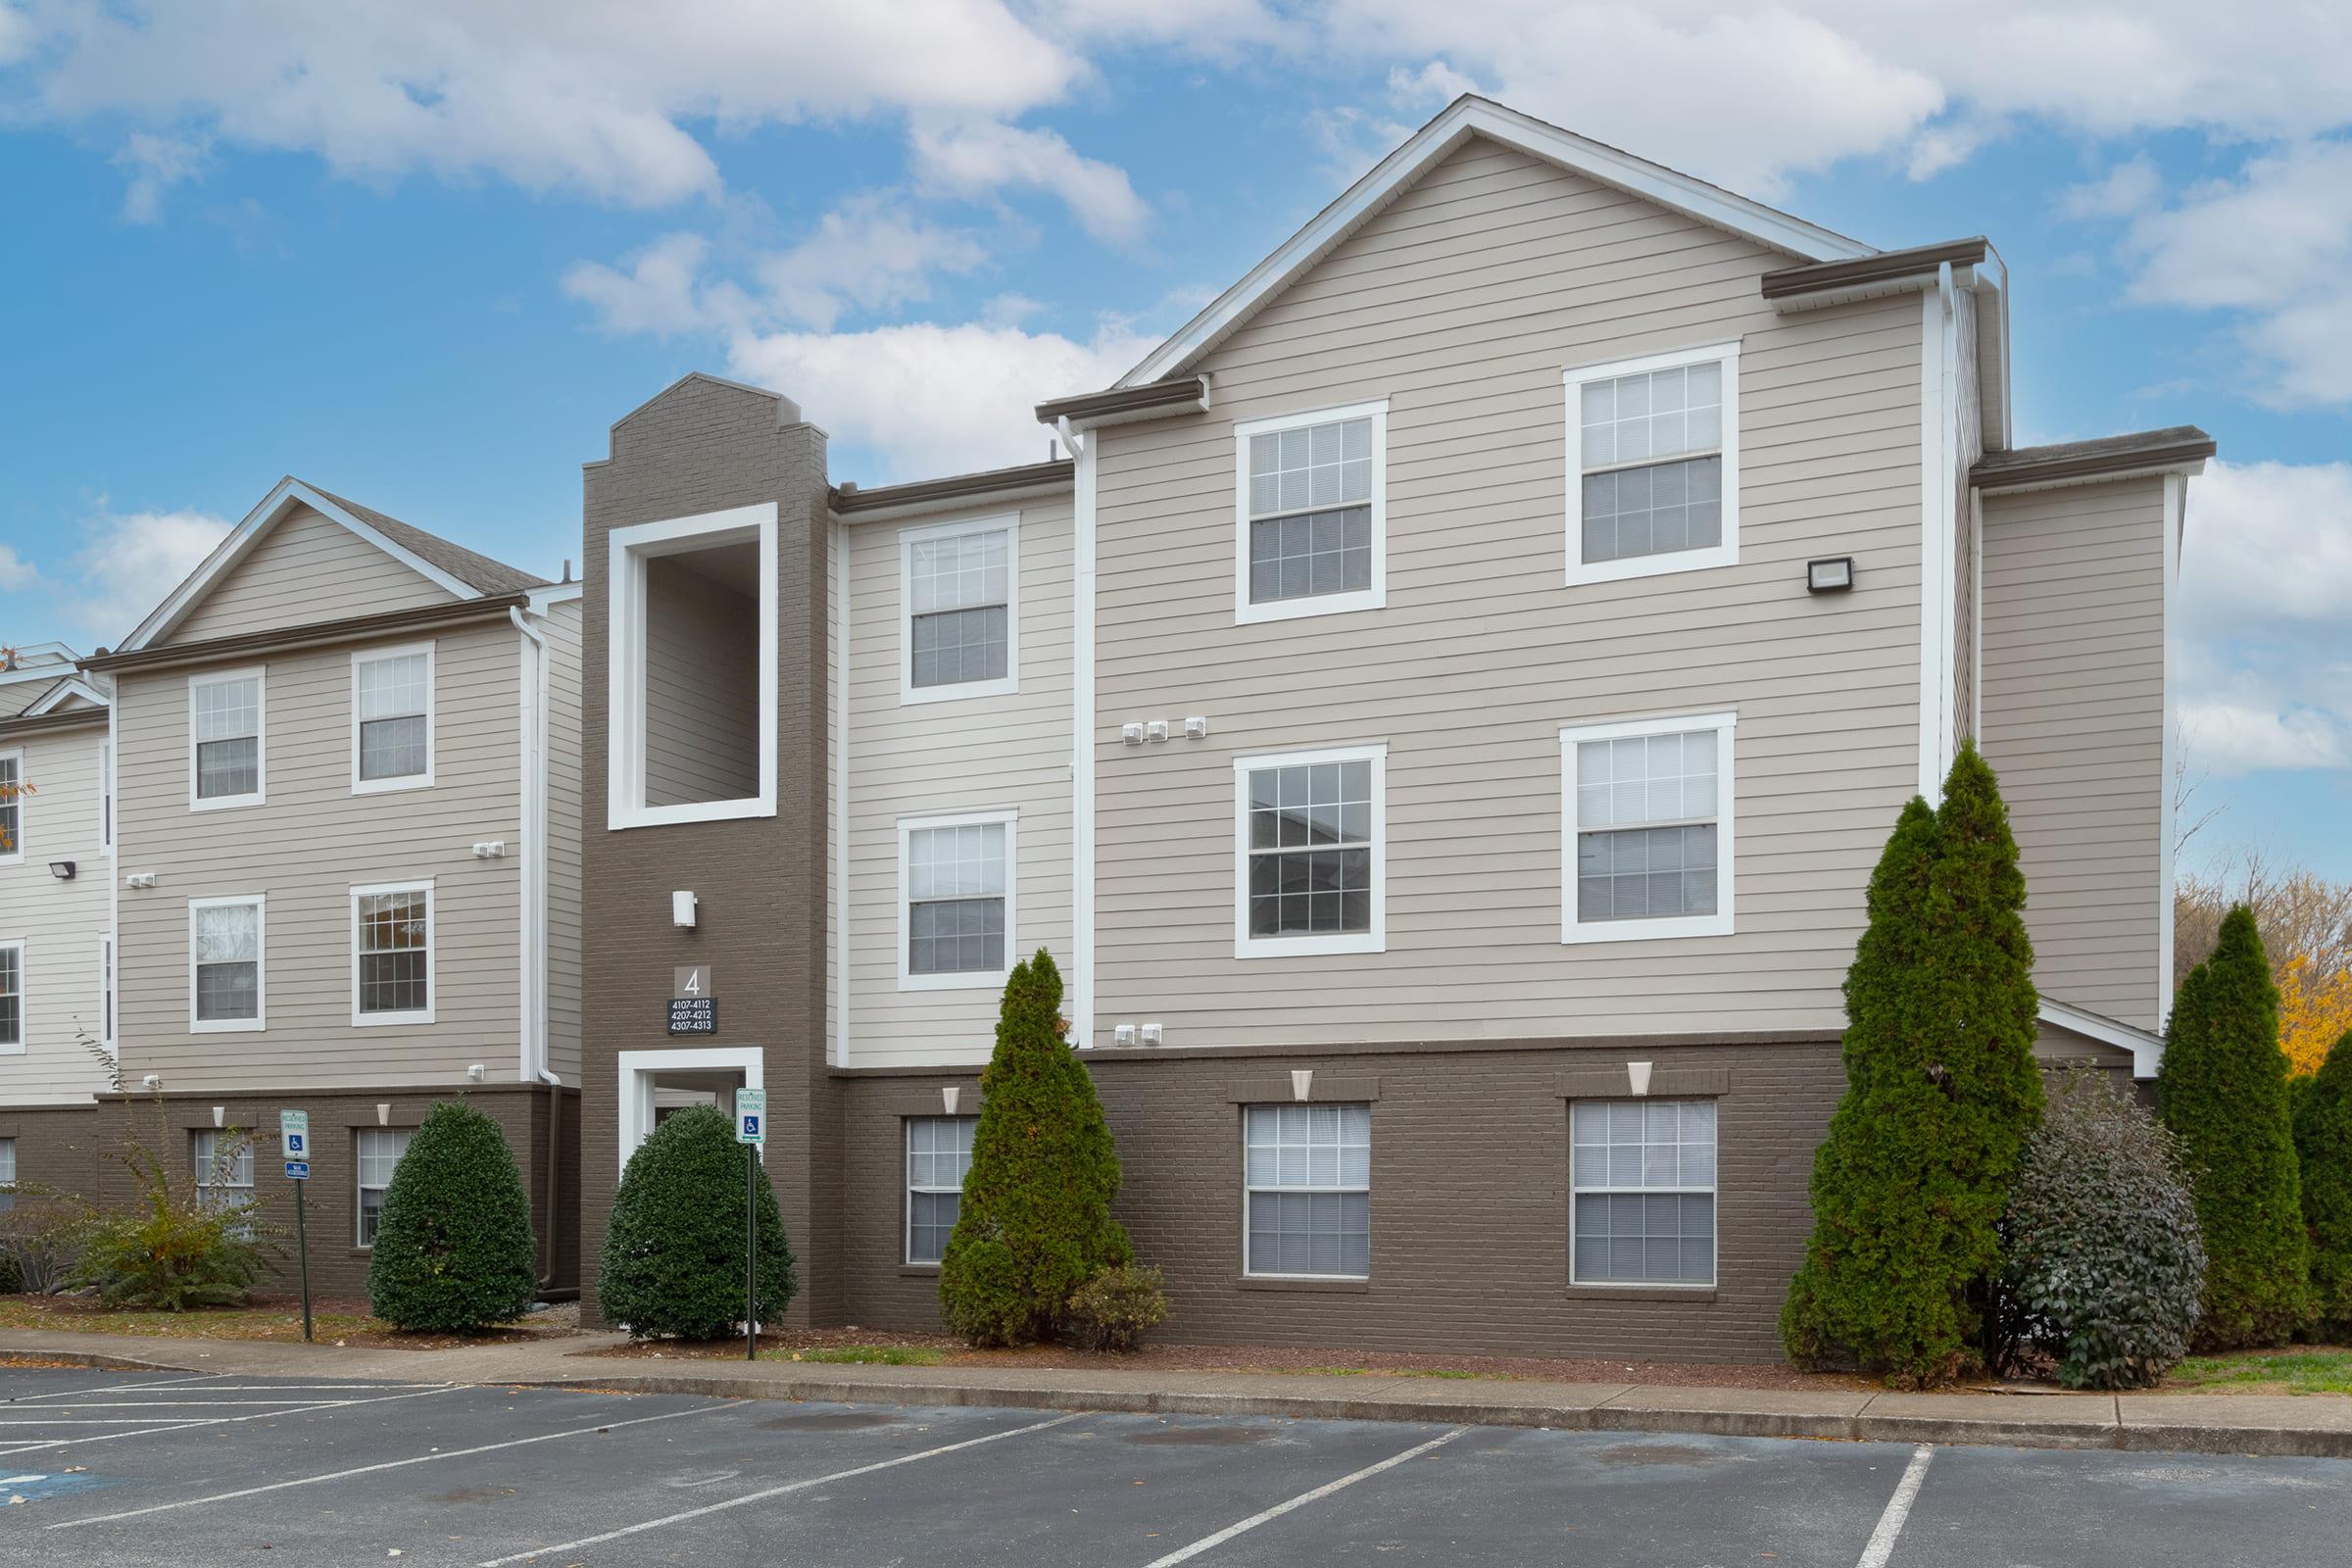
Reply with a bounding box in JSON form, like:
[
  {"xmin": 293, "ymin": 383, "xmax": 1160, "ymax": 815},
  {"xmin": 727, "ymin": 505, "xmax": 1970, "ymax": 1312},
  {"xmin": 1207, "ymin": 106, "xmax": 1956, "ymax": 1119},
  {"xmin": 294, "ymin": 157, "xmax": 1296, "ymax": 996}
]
[{"xmin": 510, "ymin": 606, "xmax": 572, "ymax": 1298}]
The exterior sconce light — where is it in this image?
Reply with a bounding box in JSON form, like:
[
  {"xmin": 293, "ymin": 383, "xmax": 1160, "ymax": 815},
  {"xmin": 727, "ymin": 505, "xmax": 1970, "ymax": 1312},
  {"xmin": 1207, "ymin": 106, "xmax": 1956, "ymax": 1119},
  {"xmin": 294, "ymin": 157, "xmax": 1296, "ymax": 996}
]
[
  {"xmin": 672, "ymin": 891, "xmax": 698, "ymax": 929},
  {"xmin": 1806, "ymin": 557, "xmax": 1855, "ymax": 594},
  {"xmin": 48, "ymin": 860, "xmax": 74, "ymax": 880}
]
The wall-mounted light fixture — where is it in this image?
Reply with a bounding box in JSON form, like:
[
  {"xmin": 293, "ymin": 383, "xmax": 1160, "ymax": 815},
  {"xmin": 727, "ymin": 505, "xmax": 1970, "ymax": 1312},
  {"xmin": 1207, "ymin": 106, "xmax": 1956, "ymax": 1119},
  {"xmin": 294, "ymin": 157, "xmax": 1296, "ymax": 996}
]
[
  {"xmin": 48, "ymin": 860, "xmax": 74, "ymax": 880},
  {"xmin": 212, "ymin": 1105, "xmax": 225, "ymax": 1129},
  {"xmin": 672, "ymin": 891, "xmax": 698, "ymax": 929},
  {"xmin": 1806, "ymin": 557, "xmax": 1855, "ymax": 594}
]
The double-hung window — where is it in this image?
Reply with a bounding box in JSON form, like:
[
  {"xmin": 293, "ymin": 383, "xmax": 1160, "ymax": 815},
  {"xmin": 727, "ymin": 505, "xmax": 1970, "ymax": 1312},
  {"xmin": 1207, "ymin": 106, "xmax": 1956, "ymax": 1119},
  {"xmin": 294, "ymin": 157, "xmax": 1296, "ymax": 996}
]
[
  {"xmin": 356, "ymin": 1128, "xmax": 414, "ymax": 1248},
  {"xmin": 0, "ymin": 747, "xmax": 23, "ymax": 864},
  {"xmin": 1233, "ymin": 401, "xmax": 1386, "ymax": 622},
  {"xmin": 1245, "ymin": 1103, "xmax": 1371, "ymax": 1279},
  {"xmin": 1565, "ymin": 342, "xmax": 1739, "ymax": 583},
  {"xmin": 353, "ymin": 644, "xmax": 433, "ymax": 790},
  {"xmin": 900, "ymin": 812, "xmax": 1014, "ymax": 988},
  {"xmin": 0, "ymin": 940, "xmax": 23, "ymax": 1054},
  {"xmin": 190, "ymin": 668, "xmax": 265, "ymax": 808},
  {"xmin": 906, "ymin": 1115, "xmax": 977, "ymax": 1265},
  {"xmin": 192, "ymin": 1130, "xmax": 255, "ymax": 1219},
  {"xmin": 190, "ymin": 896, "xmax": 265, "ymax": 1031},
  {"xmin": 1235, "ymin": 745, "xmax": 1386, "ymax": 957},
  {"xmin": 1571, "ymin": 1100, "xmax": 1717, "ymax": 1286},
  {"xmin": 1560, "ymin": 712, "xmax": 1735, "ymax": 943},
  {"xmin": 902, "ymin": 517, "xmax": 1017, "ymax": 702},
  {"xmin": 353, "ymin": 882, "xmax": 433, "ymax": 1025}
]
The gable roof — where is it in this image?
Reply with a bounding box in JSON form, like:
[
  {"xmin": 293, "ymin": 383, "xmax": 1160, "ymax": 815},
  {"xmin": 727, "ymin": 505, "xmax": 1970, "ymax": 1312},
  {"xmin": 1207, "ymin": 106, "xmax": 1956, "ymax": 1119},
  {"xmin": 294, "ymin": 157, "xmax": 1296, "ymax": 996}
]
[
  {"xmin": 1113, "ymin": 94, "xmax": 1875, "ymax": 390},
  {"xmin": 116, "ymin": 477, "xmax": 549, "ymax": 654}
]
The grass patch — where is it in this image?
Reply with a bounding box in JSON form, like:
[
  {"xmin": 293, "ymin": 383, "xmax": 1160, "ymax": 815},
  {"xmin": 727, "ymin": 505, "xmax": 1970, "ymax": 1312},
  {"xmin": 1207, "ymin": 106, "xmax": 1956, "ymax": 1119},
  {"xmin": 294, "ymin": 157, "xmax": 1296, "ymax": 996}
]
[
  {"xmin": 0, "ymin": 1297, "xmax": 385, "ymax": 1343},
  {"xmin": 2168, "ymin": 1349, "xmax": 2352, "ymax": 1396},
  {"xmin": 766, "ymin": 1345, "xmax": 945, "ymax": 1366}
]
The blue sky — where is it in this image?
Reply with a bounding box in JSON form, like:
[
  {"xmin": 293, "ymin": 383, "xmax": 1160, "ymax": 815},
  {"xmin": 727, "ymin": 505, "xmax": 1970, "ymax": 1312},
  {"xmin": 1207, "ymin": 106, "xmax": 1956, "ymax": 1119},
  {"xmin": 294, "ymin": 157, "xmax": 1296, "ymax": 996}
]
[{"xmin": 1, "ymin": 1, "xmax": 2346, "ymax": 876}]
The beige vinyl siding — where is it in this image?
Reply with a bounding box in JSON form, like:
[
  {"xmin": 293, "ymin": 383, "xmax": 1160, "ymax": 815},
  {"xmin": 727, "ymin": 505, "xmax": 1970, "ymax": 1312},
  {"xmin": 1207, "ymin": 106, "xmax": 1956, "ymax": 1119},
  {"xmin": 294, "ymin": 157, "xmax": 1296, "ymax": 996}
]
[
  {"xmin": 642, "ymin": 557, "xmax": 761, "ymax": 807},
  {"xmin": 0, "ymin": 718, "xmax": 115, "ymax": 1102},
  {"xmin": 1091, "ymin": 137, "xmax": 1925, "ymax": 1046},
  {"xmin": 114, "ymin": 618, "xmax": 524, "ymax": 1090},
  {"xmin": 846, "ymin": 501, "xmax": 1074, "ymax": 1068},
  {"xmin": 1980, "ymin": 476, "xmax": 2166, "ymax": 1029},
  {"xmin": 170, "ymin": 507, "xmax": 457, "ymax": 644},
  {"xmin": 541, "ymin": 598, "xmax": 584, "ymax": 1083}
]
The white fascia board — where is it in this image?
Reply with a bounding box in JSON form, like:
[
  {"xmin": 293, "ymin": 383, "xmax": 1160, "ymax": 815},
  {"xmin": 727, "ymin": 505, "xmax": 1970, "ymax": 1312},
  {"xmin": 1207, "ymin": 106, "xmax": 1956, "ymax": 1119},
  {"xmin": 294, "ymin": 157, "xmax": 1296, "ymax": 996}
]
[
  {"xmin": 119, "ymin": 478, "xmax": 481, "ymax": 653},
  {"xmin": 23, "ymin": 675, "xmax": 110, "ymax": 715},
  {"xmin": 2040, "ymin": 999, "xmax": 2164, "ymax": 1081},
  {"xmin": 1118, "ymin": 95, "xmax": 1874, "ymax": 389},
  {"xmin": 526, "ymin": 580, "xmax": 585, "ymax": 613}
]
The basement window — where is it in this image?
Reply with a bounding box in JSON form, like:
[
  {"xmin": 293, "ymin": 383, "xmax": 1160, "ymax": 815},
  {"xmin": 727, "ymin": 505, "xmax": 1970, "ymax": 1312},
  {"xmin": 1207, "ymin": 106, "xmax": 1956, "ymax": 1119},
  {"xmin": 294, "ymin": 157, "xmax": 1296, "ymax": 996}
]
[{"xmin": 607, "ymin": 504, "xmax": 778, "ymax": 829}]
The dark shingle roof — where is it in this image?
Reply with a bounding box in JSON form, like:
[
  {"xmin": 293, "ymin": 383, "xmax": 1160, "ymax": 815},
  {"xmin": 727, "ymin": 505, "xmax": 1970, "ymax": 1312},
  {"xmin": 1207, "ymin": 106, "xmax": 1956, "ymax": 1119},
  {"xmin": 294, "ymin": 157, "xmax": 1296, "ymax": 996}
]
[{"xmin": 300, "ymin": 480, "xmax": 551, "ymax": 596}]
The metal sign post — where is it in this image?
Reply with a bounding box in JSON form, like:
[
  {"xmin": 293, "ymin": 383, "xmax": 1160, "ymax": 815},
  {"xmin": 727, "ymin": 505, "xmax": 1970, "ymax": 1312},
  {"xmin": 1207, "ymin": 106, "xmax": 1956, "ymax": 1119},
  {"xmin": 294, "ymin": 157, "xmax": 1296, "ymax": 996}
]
[
  {"xmin": 279, "ymin": 1110, "xmax": 314, "ymax": 1344},
  {"xmin": 736, "ymin": 1088, "xmax": 766, "ymax": 1362}
]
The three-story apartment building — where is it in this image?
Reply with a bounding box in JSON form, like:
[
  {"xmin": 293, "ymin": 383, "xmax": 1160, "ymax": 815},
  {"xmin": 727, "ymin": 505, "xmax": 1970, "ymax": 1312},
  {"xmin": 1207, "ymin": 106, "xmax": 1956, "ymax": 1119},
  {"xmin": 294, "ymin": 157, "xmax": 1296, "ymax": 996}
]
[
  {"xmin": 592, "ymin": 97, "xmax": 2195, "ymax": 1358},
  {"xmin": 0, "ymin": 645, "xmax": 116, "ymax": 1208},
  {"xmin": 65, "ymin": 480, "xmax": 587, "ymax": 1297}
]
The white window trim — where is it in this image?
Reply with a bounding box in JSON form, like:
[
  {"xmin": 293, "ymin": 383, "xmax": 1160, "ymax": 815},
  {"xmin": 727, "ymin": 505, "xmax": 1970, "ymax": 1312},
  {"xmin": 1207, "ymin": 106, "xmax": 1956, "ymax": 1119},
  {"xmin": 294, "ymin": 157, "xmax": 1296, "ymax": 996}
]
[
  {"xmin": 188, "ymin": 665, "xmax": 267, "ymax": 811},
  {"xmin": 899, "ymin": 513, "xmax": 1020, "ymax": 706},
  {"xmin": 188, "ymin": 894, "xmax": 266, "ymax": 1034},
  {"xmin": 606, "ymin": 503, "xmax": 779, "ymax": 831},
  {"xmin": 351, "ymin": 879, "xmax": 436, "ymax": 1027},
  {"xmin": 905, "ymin": 1114, "xmax": 977, "ymax": 1268},
  {"xmin": 897, "ymin": 808, "xmax": 1018, "ymax": 992},
  {"xmin": 1568, "ymin": 1097, "xmax": 1719, "ymax": 1290},
  {"xmin": 0, "ymin": 937, "xmax": 24, "ymax": 1055},
  {"xmin": 1563, "ymin": 341, "xmax": 1740, "ymax": 586},
  {"xmin": 615, "ymin": 1045, "xmax": 765, "ymax": 1176},
  {"xmin": 1241, "ymin": 1102, "xmax": 1374, "ymax": 1282},
  {"xmin": 350, "ymin": 641, "xmax": 437, "ymax": 795},
  {"xmin": 354, "ymin": 1126, "xmax": 414, "ymax": 1250},
  {"xmin": 1232, "ymin": 399, "xmax": 1390, "ymax": 625},
  {"xmin": 1232, "ymin": 742, "xmax": 1389, "ymax": 959},
  {"xmin": 1560, "ymin": 711, "xmax": 1736, "ymax": 944},
  {"xmin": 0, "ymin": 745, "xmax": 23, "ymax": 867}
]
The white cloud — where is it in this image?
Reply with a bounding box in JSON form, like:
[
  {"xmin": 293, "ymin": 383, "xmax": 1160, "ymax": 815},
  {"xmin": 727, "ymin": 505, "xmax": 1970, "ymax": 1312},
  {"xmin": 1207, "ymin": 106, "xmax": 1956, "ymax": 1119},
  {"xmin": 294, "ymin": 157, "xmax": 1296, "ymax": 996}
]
[
  {"xmin": 111, "ymin": 130, "xmax": 207, "ymax": 223},
  {"xmin": 726, "ymin": 318, "xmax": 1159, "ymax": 480},
  {"xmin": 1022, "ymin": 0, "xmax": 1288, "ymax": 53},
  {"xmin": 563, "ymin": 233, "xmax": 731, "ymax": 337},
  {"xmin": 2060, "ymin": 153, "xmax": 2160, "ymax": 220},
  {"xmin": 51, "ymin": 506, "xmax": 233, "ymax": 647},
  {"xmin": 756, "ymin": 197, "xmax": 990, "ymax": 329},
  {"xmin": 2176, "ymin": 460, "xmax": 2352, "ymax": 778},
  {"xmin": 0, "ymin": 545, "xmax": 39, "ymax": 592},
  {"xmin": 11, "ymin": 0, "xmax": 1083, "ymax": 209},
  {"xmin": 910, "ymin": 122, "xmax": 1150, "ymax": 244}
]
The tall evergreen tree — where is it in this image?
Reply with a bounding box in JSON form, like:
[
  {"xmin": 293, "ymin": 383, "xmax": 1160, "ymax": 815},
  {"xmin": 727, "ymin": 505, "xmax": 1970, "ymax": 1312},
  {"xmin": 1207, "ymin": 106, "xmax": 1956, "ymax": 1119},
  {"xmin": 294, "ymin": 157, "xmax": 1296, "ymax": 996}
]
[
  {"xmin": 1783, "ymin": 746, "xmax": 2043, "ymax": 1386},
  {"xmin": 2292, "ymin": 1031, "xmax": 2352, "ymax": 1340},
  {"xmin": 939, "ymin": 950, "xmax": 1132, "ymax": 1345},
  {"xmin": 2161, "ymin": 905, "xmax": 2313, "ymax": 1348}
]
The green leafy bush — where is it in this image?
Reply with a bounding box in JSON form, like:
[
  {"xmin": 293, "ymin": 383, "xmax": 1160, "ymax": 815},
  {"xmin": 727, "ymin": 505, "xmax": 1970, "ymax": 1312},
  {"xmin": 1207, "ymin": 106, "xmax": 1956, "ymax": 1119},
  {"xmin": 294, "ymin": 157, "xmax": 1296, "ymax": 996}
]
[
  {"xmin": 2160, "ymin": 906, "xmax": 2314, "ymax": 1348},
  {"xmin": 940, "ymin": 950, "xmax": 1133, "ymax": 1346},
  {"xmin": 1063, "ymin": 1264, "xmax": 1169, "ymax": 1353},
  {"xmin": 368, "ymin": 1101, "xmax": 539, "ymax": 1334},
  {"xmin": 2293, "ymin": 1030, "xmax": 2352, "ymax": 1339},
  {"xmin": 600, "ymin": 1103, "xmax": 797, "ymax": 1341},
  {"xmin": 2, "ymin": 1192, "xmax": 88, "ymax": 1295},
  {"xmin": 1997, "ymin": 1066, "xmax": 2205, "ymax": 1389},
  {"xmin": 74, "ymin": 1135, "xmax": 271, "ymax": 1310},
  {"xmin": 1783, "ymin": 746, "xmax": 2045, "ymax": 1387}
]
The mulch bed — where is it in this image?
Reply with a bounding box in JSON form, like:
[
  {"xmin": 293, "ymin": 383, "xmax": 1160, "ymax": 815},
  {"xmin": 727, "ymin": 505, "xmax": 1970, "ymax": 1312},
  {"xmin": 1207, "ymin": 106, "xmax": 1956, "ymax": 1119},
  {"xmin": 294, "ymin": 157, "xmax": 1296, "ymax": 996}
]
[{"xmin": 0, "ymin": 1292, "xmax": 584, "ymax": 1351}]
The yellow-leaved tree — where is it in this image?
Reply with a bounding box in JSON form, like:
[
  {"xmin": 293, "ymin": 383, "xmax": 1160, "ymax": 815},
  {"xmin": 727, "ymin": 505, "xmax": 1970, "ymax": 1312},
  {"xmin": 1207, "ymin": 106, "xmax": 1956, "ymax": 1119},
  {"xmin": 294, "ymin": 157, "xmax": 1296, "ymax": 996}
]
[{"xmin": 2280, "ymin": 956, "xmax": 2352, "ymax": 1078}]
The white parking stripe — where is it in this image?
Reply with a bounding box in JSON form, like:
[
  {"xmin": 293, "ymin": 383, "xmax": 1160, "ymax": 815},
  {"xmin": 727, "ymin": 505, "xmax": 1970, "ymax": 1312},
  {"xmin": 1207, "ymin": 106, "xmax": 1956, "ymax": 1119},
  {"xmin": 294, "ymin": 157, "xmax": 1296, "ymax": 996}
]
[
  {"xmin": 0, "ymin": 1418, "xmax": 240, "ymax": 1426},
  {"xmin": 9, "ymin": 1400, "xmax": 379, "ymax": 1409},
  {"xmin": 6, "ymin": 1373, "xmax": 231, "ymax": 1403},
  {"xmin": 47, "ymin": 1399, "xmax": 750, "ymax": 1531},
  {"xmin": 0, "ymin": 1384, "xmax": 459, "ymax": 1457},
  {"xmin": 476, "ymin": 1411, "xmax": 1087, "ymax": 1567},
  {"xmin": 1856, "ymin": 1446, "xmax": 1936, "ymax": 1568},
  {"xmin": 1140, "ymin": 1426, "xmax": 1470, "ymax": 1568}
]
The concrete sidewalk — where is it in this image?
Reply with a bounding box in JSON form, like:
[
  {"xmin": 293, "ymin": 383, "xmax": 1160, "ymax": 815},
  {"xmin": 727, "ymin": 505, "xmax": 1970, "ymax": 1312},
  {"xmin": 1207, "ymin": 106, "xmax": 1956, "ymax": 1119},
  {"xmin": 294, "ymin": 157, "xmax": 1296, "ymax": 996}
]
[{"xmin": 8, "ymin": 1326, "xmax": 2351, "ymax": 1459}]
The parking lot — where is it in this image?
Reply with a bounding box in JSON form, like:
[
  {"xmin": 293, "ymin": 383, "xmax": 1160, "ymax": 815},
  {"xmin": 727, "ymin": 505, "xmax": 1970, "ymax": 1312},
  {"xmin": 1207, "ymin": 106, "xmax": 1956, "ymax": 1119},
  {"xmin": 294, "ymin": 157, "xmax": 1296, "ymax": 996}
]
[{"xmin": 4, "ymin": 1366, "xmax": 2350, "ymax": 1566}]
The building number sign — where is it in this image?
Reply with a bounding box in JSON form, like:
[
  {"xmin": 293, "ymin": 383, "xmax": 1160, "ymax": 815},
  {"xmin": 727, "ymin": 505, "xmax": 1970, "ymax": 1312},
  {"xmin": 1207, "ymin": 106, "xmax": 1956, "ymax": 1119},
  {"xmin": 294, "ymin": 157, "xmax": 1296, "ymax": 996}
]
[{"xmin": 668, "ymin": 965, "xmax": 717, "ymax": 1035}]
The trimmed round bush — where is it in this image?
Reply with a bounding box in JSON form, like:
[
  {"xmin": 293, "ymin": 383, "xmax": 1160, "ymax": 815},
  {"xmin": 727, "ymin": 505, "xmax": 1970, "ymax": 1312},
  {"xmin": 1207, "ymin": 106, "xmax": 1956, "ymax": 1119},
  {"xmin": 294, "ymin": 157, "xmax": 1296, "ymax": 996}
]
[
  {"xmin": 1064, "ymin": 1264, "xmax": 1169, "ymax": 1353},
  {"xmin": 1998, "ymin": 1065, "xmax": 2205, "ymax": 1389},
  {"xmin": 368, "ymin": 1100, "xmax": 538, "ymax": 1334},
  {"xmin": 940, "ymin": 949, "xmax": 1132, "ymax": 1346},
  {"xmin": 2160, "ymin": 905, "xmax": 2313, "ymax": 1349},
  {"xmin": 600, "ymin": 1103, "xmax": 797, "ymax": 1341},
  {"xmin": 2293, "ymin": 1030, "xmax": 2352, "ymax": 1340}
]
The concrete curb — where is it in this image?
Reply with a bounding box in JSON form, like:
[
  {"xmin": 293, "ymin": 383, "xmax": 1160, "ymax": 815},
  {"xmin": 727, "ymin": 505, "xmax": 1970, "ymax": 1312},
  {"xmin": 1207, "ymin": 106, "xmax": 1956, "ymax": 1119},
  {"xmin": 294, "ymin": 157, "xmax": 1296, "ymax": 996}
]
[{"xmin": 1, "ymin": 1348, "xmax": 182, "ymax": 1373}]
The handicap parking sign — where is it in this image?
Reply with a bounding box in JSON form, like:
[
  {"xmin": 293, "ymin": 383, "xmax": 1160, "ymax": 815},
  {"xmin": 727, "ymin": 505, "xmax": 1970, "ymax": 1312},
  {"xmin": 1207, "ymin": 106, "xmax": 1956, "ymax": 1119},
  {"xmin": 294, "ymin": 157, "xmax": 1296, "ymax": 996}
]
[{"xmin": 735, "ymin": 1088, "xmax": 766, "ymax": 1146}]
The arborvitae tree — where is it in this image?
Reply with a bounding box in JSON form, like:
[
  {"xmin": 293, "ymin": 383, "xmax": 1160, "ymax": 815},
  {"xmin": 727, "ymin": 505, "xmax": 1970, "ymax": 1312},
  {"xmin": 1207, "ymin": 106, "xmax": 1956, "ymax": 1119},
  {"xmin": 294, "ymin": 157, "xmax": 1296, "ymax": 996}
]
[
  {"xmin": 599, "ymin": 1102, "xmax": 797, "ymax": 1341},
  {"xmin": 1783, "ymin": 745, "xmax": 2044, "ymax": 1386},
  {"xmin": 2293, "ymin": 1031, "xmax": 2352, "ymax": 1340},
  {"xmin": 368, "ymin": 1100, "xmax": 538, "ymax": 1333},
  {"xmin": 940, "ymin": 949, "xmax": 1132, "ymax": 1345},
  {"xmin": 2160, "ymin": 906, "xmax": 2312, "ymax": 1349}
]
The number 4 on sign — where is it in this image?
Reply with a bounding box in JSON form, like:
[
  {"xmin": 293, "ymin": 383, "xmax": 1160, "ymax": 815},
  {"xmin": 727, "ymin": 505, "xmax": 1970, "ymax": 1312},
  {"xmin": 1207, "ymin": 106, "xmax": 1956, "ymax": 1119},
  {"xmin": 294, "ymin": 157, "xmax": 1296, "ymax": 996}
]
[{"xmin": 682, "ymin": 969, "xmax": 701, "ymax": 995}]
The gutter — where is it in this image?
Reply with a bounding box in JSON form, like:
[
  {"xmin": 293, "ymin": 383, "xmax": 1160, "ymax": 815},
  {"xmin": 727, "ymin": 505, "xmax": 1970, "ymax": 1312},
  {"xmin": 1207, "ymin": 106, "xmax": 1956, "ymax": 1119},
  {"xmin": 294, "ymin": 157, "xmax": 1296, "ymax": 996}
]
[{"xmin": 81, "ymin": 594, "xmax": 530, "ymax": 675}]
